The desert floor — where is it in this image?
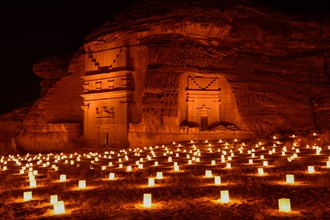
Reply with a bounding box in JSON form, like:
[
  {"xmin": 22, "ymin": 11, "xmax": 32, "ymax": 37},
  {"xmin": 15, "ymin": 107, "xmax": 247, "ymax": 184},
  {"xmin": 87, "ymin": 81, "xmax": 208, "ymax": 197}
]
[{"xmin": 0, "ymin": 133, "xmax": 329, "ymax": 219}]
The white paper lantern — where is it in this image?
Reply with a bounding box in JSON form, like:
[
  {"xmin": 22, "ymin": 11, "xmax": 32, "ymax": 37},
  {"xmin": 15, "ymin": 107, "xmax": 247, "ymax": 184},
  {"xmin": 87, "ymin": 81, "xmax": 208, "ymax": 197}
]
[
  {"xmin": 278, "ymin": 198, "xmax": 291, "ymax": 212},
  {"xmin": 143, "ymin": 194, "xmax": 152, "ymax": 208}
]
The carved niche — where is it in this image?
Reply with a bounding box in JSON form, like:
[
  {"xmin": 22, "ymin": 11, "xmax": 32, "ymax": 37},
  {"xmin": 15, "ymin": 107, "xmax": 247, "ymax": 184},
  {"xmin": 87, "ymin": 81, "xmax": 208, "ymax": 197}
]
[
  {"xmin": 95, "ymin": 106, "xmax": 115, "ymax": 124},
  {"xmin": 185, "ymin": 75, "xmax": 221, "ymax": 130}
]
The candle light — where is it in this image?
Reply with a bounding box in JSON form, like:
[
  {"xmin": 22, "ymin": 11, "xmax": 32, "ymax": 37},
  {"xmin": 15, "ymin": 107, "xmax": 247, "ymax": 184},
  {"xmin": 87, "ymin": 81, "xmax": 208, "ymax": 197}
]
[
  {"xmin": 226, "ymin": 163, "xmax": 231, "ymax": 169},
  {"xmin": 29, "ymin": 180, "xmax": 37, "ymax": 188},
  {"xmin": 214, "ymin": 176, "xmax": 221, "ymax": 185},
  {"xmin": 174, "ymin": 166, "xmax": 179, "ymax": 172},
  {"xmin": 148, "ymin": 178, "xmax": 155, "ymax": 187},
  {"xmin": 109, "ymin": 173, "xmax": 115, "ymax": 180},
  {"xmin": 53, "ymin": 201, "xmax": 65, "ymax": 214},
  {"xmin": 278, "ymin": 198, "xmax": 291, "ymax": 212},
  {"xmin": 307, "ymin": 166, "xmax": 315, "ymax": 173},
  {"xmin": 143, "ymin": 193, "xmax": 152, "ymax": 208},
  {"xmin": 50, "ymin": 195, "xmax": 58, "ymax": 204},
  {"xmin": 59, "ymin": 174, "xmax": 66, "ymax": 182},
  {"xmin": 286, "ymin": 174, "xmax": 294, "ymax": 184},
  {"xmin": 258, "ymin": 168, "xmax": 264, "ymax": 175},
  {"xmin": 78, "ymin": 180, "xmax": 86, "ymax": 188},
  {"xmin": 23, "ymin": 191, "xmax": 32, "ymax": 201},
  {"xmin": 263, "ymin": 161, "xmax": 268, "ymax": 166},
  {"xmin": 205, "ymin": 170, "xmax": 212, "ymax": 178},
  {"xmin": 156, "ymin": 172, "xmax": 163, "ymax": 179},
  {"xmin": 220, "ymin": 190, "xmax": 230, "ymax": 203}
]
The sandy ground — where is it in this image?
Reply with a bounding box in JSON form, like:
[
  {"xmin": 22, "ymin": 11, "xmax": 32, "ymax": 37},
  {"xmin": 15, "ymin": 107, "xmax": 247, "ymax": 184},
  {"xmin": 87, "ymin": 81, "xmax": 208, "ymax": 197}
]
[{"xmin": 0, "ymin": 134, "xmax": 329, "ymax": 219}]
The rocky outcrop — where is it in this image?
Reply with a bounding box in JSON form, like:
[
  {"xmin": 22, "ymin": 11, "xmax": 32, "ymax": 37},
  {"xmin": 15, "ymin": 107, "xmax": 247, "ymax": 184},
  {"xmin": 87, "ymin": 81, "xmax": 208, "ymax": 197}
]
[
  {"xmin": 85, "ymin": 0, "xmax": 330, "ymax": 147},
  {"xmin": 0, "ymin": 52, "xmax": 84, "ymax": 152}
]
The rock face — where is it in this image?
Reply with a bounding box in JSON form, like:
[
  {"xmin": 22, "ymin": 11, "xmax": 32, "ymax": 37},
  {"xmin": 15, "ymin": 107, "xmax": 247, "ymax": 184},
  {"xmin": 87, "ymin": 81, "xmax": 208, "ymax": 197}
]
[{"xmin": 1, "ymin": 0, "xmax": 330, "ymax": 151}]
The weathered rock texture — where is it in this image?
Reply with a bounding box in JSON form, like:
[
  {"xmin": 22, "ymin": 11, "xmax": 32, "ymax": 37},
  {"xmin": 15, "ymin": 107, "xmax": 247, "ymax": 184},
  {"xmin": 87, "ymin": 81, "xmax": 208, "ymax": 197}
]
[{"xmin": 1, "ymin": 0, "xmax": 329, "ymax": 151}]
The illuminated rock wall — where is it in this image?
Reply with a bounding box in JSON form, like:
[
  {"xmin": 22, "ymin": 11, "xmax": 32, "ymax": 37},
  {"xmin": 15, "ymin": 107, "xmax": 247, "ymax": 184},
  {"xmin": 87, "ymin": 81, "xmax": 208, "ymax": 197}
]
[
  {"xmin": 12, "ymin": 54, "xmax": 84, "ymax": 152},
  {"xmin": 85, "ymin": 0, "xmax": 330, "ymax": 146}
]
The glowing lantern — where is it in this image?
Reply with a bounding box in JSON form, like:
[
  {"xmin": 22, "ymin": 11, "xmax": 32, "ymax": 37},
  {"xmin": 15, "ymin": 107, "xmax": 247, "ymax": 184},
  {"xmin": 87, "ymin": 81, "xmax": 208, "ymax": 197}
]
[
  {"xmin": 53, "ymin": 201, "xmax": 65, "ymax": 214},
  {"xmin": 30, "ymin": 180, "xmax": 37, "ymax": 188},
  {"xmin": 78, "ymin": 180, "xmax": 86, "ymax": 188},
  {"xmin": 260, "ymin": 155, "xmax": 264, "ymax": 160},
  {"xmin": 168, "ymin": 157, "xmax": 172, "ymax": 162},
  {"xmin": 211, "ymin": 160, "xmax": 216, "ymax": 165},
  {"xmin": 143, "ymin": 193, "xmax": 152, "ymax": 208},
  {"xmin": 327, "ymin": 161, "xmax": 330, "ymax": 168},
  {"xmin": 307, "ymin": 166, "xmax": 315, "ymax": 173},
  {"xmin": 50, "ymin": 195, "xmax": 58, "ymax": 204},
  {"xmin": 214, "ymin": 176, "xmax": 221, "ymax": 185},
  {"xmin": 220, "ymin": 190, "xmax": 230, "ymax": 203},
  {"xmin": 249, "ymin": 159, "xmax": 253, "ymax": 164},
  {"xmin": 23, "ymin": 191, "xmax": 32, "ymax": 201},
  {"xmin": 148, "ymin": 178, "xmax": 155, "ymax": 187},
  {"xmin": 263, "ymin": 161, "xmax": 268, "ymax": 166},
  {"xmin": 174, "ymin": 162, "xmax": 178, "ymax": 167},
  {"xmin": 102, "ymin": 166, "xmax": 106, "ymax": 170},
  {"xmin": 138, "ymin": 164, "xmax": 143, "ymax": 169},
  {"xmin": 174, "ymin": 166, "xmax": 179, "ymax": 172},
  {"xmin": 278, "ymin": 198, "xmax": 291, "ymax": 212},
  {"xmin": 257, "ymin": 168, "xmax": 264, "ymax": 175},
  {"xmin": 109, "ymin": 173, "xmax": 115, "ymax": 180},
  {"xmin": 286, "ymin": 174, "xmax": 294, "ymax": 184},
  {"xmin": 205, "ymin": 170, "xmax": 212, "ymax": 177},
  {"xmin": 60, "ymin": 174, "xmax": 66, "ymax": 182},
  {"xmin": 154, "ymin": 161, "xmax": 158, "ymax": 166},
  {"xmin": 156, "ymin": 172, "xmax": 163, "ymax": 179},
  {"xmin": 226, "ymin": 163, "xmax": 231, "ymax": 169},
  {"xmin": 188, "ymin": 160, "xmax": 192, "ymax": 165},
  {"xmin": 126, "ymin": 166, "xmax": 132, "ymax": 172}
]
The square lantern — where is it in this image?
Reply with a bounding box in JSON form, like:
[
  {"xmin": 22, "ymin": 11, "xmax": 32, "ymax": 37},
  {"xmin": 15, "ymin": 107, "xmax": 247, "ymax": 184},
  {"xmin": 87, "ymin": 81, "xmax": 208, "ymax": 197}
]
[
  {"xmin": 278, "ymin": 198, "xmax": 291, "ymax": 212},
  {"xmin": 53, "ymin": 201, "xmax": 65, "ymax": 214},
  {"xmin": 143, "ymin": 194, "xmax": 152, "ymax": 208},
  {"xmin": 220, "ymin": 190, "xmax": 230, "ymax": 203}
]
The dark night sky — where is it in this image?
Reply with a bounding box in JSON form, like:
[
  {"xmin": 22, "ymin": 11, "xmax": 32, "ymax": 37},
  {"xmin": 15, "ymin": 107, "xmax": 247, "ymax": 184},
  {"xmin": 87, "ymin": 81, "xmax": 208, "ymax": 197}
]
[{"xmin": 0, "ymin": 0, "xmax": 328, "ymax": 115}]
